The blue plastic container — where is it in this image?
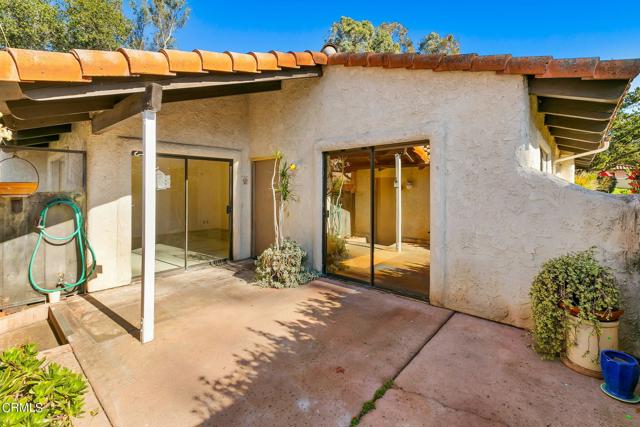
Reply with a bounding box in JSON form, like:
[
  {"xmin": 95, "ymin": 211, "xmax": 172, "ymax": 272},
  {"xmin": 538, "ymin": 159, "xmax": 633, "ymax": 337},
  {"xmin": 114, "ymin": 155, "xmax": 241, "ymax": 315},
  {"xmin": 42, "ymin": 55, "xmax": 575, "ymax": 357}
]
[{"xmin": 600, "ymin": 350, "xmax": 640, "ymax": 403}]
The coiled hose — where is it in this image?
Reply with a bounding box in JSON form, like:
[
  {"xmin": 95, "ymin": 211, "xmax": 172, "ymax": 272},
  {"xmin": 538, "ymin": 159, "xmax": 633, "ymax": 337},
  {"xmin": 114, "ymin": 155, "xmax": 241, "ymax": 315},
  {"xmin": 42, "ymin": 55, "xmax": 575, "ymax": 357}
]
[{"xmin": 28, "ymin": 198, "xmax": 96, "ymax": 294}]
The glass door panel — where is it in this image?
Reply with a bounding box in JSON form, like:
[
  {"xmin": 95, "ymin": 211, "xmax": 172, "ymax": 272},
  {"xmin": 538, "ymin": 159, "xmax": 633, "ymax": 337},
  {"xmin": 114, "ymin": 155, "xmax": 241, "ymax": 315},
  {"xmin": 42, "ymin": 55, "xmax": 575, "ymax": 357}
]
[
  {"xmin": 131, "ymin": 156, "xmax": 186, "ymax": 276},
  {"xmin": 373, "ymin": 145, "xmax": 430, "ymax": 297},
  {"xmin": 324, "ymin": 149, "xmax": 372, "ymax": 283},
  {"xmin": 186, "ymin": 159, "xmax": 231, "ymax": 266}
]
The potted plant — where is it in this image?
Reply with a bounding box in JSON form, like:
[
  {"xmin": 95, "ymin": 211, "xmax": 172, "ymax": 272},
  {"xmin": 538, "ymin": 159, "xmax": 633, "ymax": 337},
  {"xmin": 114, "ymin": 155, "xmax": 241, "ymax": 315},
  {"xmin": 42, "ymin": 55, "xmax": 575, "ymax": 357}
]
[{"xmin": 530, "ymin": 248, "xmax": 622, "ymax": 377}]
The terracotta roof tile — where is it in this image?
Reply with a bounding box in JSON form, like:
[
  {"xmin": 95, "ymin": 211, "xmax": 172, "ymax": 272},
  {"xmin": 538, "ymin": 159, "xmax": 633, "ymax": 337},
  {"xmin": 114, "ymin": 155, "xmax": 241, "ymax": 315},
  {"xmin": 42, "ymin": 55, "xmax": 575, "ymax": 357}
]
[
  {"xmin": 194, "ymin": 50, "xmax": 233, "ymax": 73},
  {"xmin": 471, "ymin": 54, "xmax": 512, "ymax": 71},
  {"xmin": 592, "ymin": 59, "xmax": 640, "ymax": 80},
  {"xmin": 225, "ymin": 52, "xmax": 259, "ymax": 73},
  {"xmin": 8, "ymin": 48, "xmax": 89, "ymax": 82},
  {"xmin": 537, "ymin": 57, "xmax": 599, "ymax": 78},
  {"xmin": 346, "ymin": 53, "xmax": 369, "ymax": 67},
  {"xmin": 0, "ymin": 51, "xmax": 19, "ymax": 82},
  {"xmin": 434, "ymin": 54, "xmax": 477, "ymax": 71},
  {"xmin": 71, "ymin": 49, "xmax": 130, "ymax": 77},
  {"xmin": 269, "ymin": 51, "xmax": 299, "ymax": 69},
  {"xmin": 367, "ymin": 53, "xmax": 385, "ymax": 67},
  {"xmin": 326, "ymin": 52, "xmax": 349, "ymax": 65},
  {"xmin": 410, "ymin": 54, "xmax": 443, "ymax": 70},
  {"xmin": 290, "ymin": 51, "xmax": 315, "ymax": 67},
  {"xmin": 118, "ymin": 48, "xmax": 175, "ymax": 76},
  {"xmin": 160, "ymin": 49, "xmax": 205, "ymax": 73},
  {"xmin": 385, "ymin": 53, "xmax": 415, "ymax": 68},
  {"xmin": 306, "ymin": 51, "xmax": 328, "ymax": 65},
  {"xmin": 501, "ymin": 56, "xmax": 552, "ymax": 75},
  {"xmin": 249, "ymin": 52, "xmax": 280, "ymax": 71}
]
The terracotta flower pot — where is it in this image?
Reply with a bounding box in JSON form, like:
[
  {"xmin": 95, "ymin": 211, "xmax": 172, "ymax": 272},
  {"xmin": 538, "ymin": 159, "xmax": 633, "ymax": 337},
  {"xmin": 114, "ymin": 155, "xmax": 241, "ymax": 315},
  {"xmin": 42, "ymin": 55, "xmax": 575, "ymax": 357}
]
[{"xmin": 562, "ymin": 311, "xmax": 621, "ymax": 378}]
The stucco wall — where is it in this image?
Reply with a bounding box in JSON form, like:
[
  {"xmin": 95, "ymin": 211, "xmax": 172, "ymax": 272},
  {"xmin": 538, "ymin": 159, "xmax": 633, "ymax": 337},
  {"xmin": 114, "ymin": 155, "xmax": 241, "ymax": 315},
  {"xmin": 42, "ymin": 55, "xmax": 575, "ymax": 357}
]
[
  {"xmin": 57, "ymin": 95, "xmax": 253, "ymax": 292},
  {"xmin": 247, "ymin": 66, "xmax": 640, "ymax": 355},
  {"xmin": 49, "ymin": 65, "xmax": 640, "ymax": 354}
]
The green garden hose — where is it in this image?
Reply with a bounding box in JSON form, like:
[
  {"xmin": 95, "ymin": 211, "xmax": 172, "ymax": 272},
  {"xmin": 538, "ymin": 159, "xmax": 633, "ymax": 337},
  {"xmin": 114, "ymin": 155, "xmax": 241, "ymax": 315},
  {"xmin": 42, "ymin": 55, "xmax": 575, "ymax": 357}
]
[{"xmin": 28, "ymin": 198, "xmax": 96, "ymax": 294}]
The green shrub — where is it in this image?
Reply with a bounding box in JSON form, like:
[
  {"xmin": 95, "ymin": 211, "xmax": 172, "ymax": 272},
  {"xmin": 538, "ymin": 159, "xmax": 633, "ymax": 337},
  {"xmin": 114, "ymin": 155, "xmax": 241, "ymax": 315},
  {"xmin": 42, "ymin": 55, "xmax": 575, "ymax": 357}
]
[
  {"xmin": 0, "ymin": 343, "xmax": 88, "ymax": 426},
  {"xmin": 529, "ymin": 248, "xmax": 620, "ymax": 360},
  {"xmin": 574, "ymin": 171, "xmax": 598, "ymax": 190},
  {"xmin": 255, "ymin": 239, "xmax": 318, "ymax": 288},
  {"xmin": 595, "ymin": 175, "xmax": 617, "ymax": 193},
  {"xmin": 326, "ymin": 234, "xmax": 349, "ymax": 273}
]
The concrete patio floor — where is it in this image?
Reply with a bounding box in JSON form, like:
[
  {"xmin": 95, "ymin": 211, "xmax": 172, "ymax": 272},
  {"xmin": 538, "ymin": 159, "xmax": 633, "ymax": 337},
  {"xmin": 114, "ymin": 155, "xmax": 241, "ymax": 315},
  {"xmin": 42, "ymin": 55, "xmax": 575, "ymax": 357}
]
[{"xmin": 47, "ymin": 263, "xmax": 638, "ymax": 427}]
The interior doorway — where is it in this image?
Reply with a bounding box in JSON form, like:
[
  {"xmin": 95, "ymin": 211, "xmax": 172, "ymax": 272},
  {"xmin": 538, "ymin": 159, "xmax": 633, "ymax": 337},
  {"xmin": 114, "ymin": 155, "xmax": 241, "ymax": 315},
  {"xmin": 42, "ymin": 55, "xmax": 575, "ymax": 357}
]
[
  {"xmin": 323, "ymin": 143, "xmax": 430, "ymax": 299},
  {"xmin": 131, "ymin": 154, "xmax": 232, "ymax": 277}
]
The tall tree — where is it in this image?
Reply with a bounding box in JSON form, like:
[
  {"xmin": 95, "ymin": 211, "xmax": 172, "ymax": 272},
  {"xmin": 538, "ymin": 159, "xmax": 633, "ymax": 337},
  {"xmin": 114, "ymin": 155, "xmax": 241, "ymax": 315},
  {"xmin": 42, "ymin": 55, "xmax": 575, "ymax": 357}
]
[
  {"xmin": 590, "ymin": 87, "xmax": 640, "ymax": 171},
  {"xmin": 326, "ymin": 17, "xmax": 459, "ymax": 55},
  {"xmin": 59, "ymin": 0, "xmax": 132, "ymax": 51},
  {"xmin": 131, "ymin": 0, "xmax": 190, "ymax": 50},
  {"xmin": 0, "ymin": 0, "xmax": 63, "ymax": 50},
  {"xmin": 0, "ymin": 0, "xmax": 132, "ymax": 51},
  {"xmin": 417, "ymin": 32, "xmax": 460, "ymax": 55}
]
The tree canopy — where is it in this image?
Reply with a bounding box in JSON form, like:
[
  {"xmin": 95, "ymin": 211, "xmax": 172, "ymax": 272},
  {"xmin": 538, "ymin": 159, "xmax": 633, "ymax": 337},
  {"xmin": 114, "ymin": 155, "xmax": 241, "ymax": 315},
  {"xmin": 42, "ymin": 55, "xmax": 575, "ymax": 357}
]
[
  {"xmin": 0, "ymin": 0, "xmax": 190, "ymax": 51},
  {"xmin": 590, "ymin": 87, "xmax": 640, "ymax": 171},
  {"xmin": 326, "ymin": 17, "xmax": 460, "ymax": 54}
]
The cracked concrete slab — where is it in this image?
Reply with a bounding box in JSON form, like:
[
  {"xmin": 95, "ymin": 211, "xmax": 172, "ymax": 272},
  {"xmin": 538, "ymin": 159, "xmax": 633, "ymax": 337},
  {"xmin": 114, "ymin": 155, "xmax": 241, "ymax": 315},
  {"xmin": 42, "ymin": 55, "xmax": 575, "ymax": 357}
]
[{"xmin": 361, "ymin": 313, "xmax": 637, "ymax": 427}]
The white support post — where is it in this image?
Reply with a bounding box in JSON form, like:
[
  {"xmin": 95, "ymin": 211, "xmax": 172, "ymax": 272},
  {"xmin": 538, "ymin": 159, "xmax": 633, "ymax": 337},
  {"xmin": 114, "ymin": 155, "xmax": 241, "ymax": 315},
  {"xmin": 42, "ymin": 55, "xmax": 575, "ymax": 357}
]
[
  {"xmin": 140, "ymin": 109, "xmax": 157, "ymax": 344},
  {"xmin": 395, "ymin": 153, "xmax": 402, "ymax": 252}
]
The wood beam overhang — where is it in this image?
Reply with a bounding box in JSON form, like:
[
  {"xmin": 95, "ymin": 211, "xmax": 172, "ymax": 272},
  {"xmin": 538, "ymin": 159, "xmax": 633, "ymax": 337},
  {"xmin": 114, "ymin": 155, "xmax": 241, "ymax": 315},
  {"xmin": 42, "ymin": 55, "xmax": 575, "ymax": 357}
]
[
  {"xmin": 538, "ymin": 97, "xmax": 615, "ymax": 121},
  {"xmin": 19, "ymin": 67, "xmax": 322, "ymax": 102},
  {"xmin": 92, "ymin": 83, "xmax": 162, "ymax": 135},
  {"xmin": 554, "ymin": 137, "xmax": 600, "ymax": 151},
  {"xmin": 2, "ymin": 113, "xmax": 90, "ymax": 131},
  {"xmin": 528, "ymin": 78, "xmax": 627, "ymax": 103},
  {"xmin": 11, "ymin": 134, "xmax": 59, "ymax": 146},
  {"xmin": 14, "ymin": 124, "xmax": 71, "ymax": 140},
  {"xmin": 6, "ymin": 80, "xmax": 284, "ymax": 123},
  {"xmin": 544, "ymin": 115, "xmax": 609, "ymax": 133},
  {"xmin": 549, "ymin": 127, "xmax": 603, "ymax": 143}
]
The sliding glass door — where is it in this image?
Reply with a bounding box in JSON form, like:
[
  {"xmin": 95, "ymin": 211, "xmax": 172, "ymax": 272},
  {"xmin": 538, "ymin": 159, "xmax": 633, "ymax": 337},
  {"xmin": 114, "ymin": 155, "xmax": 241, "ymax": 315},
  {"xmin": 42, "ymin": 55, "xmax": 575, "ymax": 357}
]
[
  {"xmin": 131, "ymin": 154, "xmax": 232, "ymax": 277},
  {"xmin": 323, "ymin": 143, "xmax": 430, "ymax": 298}
]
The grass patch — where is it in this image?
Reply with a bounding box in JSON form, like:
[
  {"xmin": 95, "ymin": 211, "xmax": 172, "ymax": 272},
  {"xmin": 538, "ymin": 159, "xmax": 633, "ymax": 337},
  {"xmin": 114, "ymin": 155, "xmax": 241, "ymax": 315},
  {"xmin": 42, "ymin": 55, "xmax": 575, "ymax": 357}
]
[{"xmin": 350, "ymin": 379, "xmax": 394, "ymax": 426}]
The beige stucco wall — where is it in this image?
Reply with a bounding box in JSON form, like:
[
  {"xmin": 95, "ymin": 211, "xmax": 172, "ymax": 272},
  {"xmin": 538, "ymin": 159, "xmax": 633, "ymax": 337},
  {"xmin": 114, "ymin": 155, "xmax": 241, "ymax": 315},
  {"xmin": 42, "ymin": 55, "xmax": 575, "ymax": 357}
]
[{"xmin": 51, "ymin": 65, "xmax": 640, "ymax": 354}]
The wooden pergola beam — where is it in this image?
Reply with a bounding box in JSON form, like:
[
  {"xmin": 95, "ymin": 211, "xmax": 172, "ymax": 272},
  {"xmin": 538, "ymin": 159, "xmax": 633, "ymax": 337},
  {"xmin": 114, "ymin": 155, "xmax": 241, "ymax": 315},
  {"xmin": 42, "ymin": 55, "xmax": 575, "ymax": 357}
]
[
  {"xmin": 544, "ymin": 115, "xmax": 609, "ymax": 133},
  {"xmin": 8, "ymin": 97, "xmax": 115, "ymax": 120},
  {"xmin": 555, "ymin": 137, "xmax": 600, "ymax": 151},
  {"xmin": 92, "ymin": 84, "xmax": 162, "ymax": 135},
  {"xmin": 549, "ymin": 127, "xmax": 603, "ymax": 143},
  {"xmin": 2, "ymin": 113, "xmax": 90, "ymax": 131},
  {"xmin": 11, "ymin": 134, "xmax": 60, "ymax": 146},
  {"xmin": 14, "ymin": 124, "xmax": 72, "ymax": 140},
  {"xmin": 538, "ymin": 97, "xmax": 615, "ymax": 121},
  {"xmin": 529, "ymin": 78, "xmax": 627, "ymax": 103}
]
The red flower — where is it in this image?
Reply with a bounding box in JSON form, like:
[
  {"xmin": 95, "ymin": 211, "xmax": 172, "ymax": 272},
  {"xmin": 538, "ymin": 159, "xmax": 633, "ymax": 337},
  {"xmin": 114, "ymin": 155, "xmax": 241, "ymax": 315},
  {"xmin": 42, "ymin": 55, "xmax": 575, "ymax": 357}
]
[{"xmin": 598, "ymin": 171, "xmax": 614, "ymax": 177}]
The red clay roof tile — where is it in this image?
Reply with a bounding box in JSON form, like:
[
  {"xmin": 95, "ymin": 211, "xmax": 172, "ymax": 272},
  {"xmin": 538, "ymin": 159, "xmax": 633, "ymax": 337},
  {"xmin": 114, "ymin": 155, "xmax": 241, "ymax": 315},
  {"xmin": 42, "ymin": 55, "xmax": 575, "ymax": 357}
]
[
  {"xmin": 346, "ymin": 53, "xmax": 369, "ymax": 67},
  {"xmin": 269, "ymin": 51, "xmax": 299, "ymax": 69},
  {"xmin": 410, "ymin": 54, "xmax": 443, "ymax": 70},
  {"xmin": 8, "ymin": 48, "xmax": 89, "ymax": 82},
  {"xmin": 290, "ymin": 51, "xmax": 315, "ymax": 67},
  {"xmin": 225, "ymin": 52, "xmax": 259, "ymax": 73},
  {"xmin": 471, "ymin": 54, "xmax": 512, "ymax": 71},
  {"xmin": 118, "ymin": 48, "xmax": 175, "ymax": 76},
  {"xmin": 326, "ymin": 52, "xmax": 349, "ymax": 65},
  {"xmin": 0, "ymin": 51, "xmax": 19, "ymax": 82},
  {"xmin": 537, "ymin": 58, "xmax": 599, "ymax": 78},
  {"xmin": 367, "ymin": 53, "xmax": 385, "ymax": 67},
  {"xmin": 71, "ymin": 49, "xmax": 130, "ymax": 77},
  {"xmin": 306, "ymin": 51, "xmax": 328, "ymax": 65},
  {"xmin": 501, "ymin": 56, "xmax": 552, "ymax": 75},
  {"xmin": 434, "ymin": 54, "xmax": 477, "ymax": 71},
  {"xmin": 592, "ymin": 59, "xmax": 640, "ymax": 80},
  {"xmin": 160, "ymin": 49, "xmax": 205, "ymax": 73},
  {"xmin": 249, "ymin": 52, "xmax": 280, "ymax": 71},
  {"xmin": 194, "ymin": 50, "xmax": 233, "ymax": 73},
  {"xmin": 384, "ymin": 53, "xmax": 415, "ymax": 68}
]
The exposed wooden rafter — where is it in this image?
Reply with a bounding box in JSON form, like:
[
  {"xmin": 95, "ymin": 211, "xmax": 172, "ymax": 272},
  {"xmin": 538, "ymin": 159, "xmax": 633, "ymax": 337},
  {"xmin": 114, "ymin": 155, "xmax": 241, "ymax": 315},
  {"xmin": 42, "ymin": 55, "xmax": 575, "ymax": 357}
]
[{"xmin": 92, "ymin": 84, "xmax": 162, "ymax": 135}]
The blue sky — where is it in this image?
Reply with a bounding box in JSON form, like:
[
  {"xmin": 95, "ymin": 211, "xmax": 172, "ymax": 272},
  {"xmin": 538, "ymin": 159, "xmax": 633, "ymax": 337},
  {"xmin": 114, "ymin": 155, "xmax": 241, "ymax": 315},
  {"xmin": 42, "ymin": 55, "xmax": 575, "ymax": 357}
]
[{"xmin": 171, "ymin": 0, "xmax": 640, "ymax": 87}]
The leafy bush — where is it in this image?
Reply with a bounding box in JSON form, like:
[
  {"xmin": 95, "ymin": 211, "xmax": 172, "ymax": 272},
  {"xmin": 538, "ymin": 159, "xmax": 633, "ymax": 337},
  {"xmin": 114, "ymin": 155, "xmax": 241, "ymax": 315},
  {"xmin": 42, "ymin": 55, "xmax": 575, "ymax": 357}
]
[
  {"xmin": 326, "ymin": 234, "xmax": 349, "ymax": 273},
  {"xmin": 574, "ymin": 171, "xmax": 598, "ymax": 190},
  {"xmin": 255, "ymin": 239, "xmax": 318, "ymax": 288},
  {"xmin": 529, "ymin": 248, "xmax": 620, "ymax": 360},
  {"xmin": 595, "ymin": 175, "xmax": 617, "ymax": 193},
  {"xmin": 0, "ymin": 343, "xmax": 87, "ymax": 426}
]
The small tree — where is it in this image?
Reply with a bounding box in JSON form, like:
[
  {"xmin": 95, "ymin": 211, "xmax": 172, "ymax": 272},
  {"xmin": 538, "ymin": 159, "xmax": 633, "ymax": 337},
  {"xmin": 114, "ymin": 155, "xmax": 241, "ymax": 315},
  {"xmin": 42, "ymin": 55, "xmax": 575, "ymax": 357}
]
[
  {"xmin": 130, "ymin": 0, "xmax": 191, "ymax": 50},
  {"xmin": 417, "ymin": 32, "xmax": 460, "ymax": 55}
]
